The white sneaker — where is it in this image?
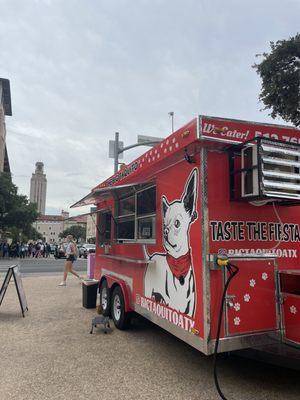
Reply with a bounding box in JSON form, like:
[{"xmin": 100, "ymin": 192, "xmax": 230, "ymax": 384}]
[{"xmin": 58, "ymin": 281, "xmax": 66, "ymax": 286}]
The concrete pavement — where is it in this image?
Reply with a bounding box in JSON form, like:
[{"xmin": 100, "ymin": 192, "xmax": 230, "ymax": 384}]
[
  {"xmin": 1, "ymin": 274, "xmax": 300, "ymax": 400},
  {"xmin": 0, "ymin": 257, "xmax": 87, "ymax": 274}
]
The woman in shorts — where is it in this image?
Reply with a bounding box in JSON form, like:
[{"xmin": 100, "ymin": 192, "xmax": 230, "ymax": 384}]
[{"xmin": 58, "ymin": 235, "xmax": 82, "ymax": 286}]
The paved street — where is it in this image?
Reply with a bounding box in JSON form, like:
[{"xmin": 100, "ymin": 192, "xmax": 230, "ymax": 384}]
[
  {"xmin": 1, "ymin": 274, "xmax": 300, "ymax": 400},
  {"xmin": 0, "ymin": 256, "xmax": 87, "ymax": 275}
]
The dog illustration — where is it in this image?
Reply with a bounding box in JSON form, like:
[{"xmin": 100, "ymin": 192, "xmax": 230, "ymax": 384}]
[{"xmin": 144, "ymin": 168, "xmax": 198, "ymax": 317}]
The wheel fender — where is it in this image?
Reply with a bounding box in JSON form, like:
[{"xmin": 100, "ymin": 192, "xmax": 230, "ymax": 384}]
[{"xmin": 104, "ymin": 275, "xmax": 132, "ymax": 312}]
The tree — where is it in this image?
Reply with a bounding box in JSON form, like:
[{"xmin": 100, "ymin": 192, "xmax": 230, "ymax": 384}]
[
  {"xmin": 8, "ymin": 225, "xmax": 42, "ymax": 243},
  {"xmin": 0, "ymin": 172, "xmax": 39, "ymax": 241},
  {"xmin": 253, "ymin": 34, "xmax": 300, "ymax": 127},
  {"xmin": 59, "ymin": 225, "xmax": 86, "ymax": 242}
]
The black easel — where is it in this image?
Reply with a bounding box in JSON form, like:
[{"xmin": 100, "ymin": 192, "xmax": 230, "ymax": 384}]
[{"xmin": 0, "ymin": 265, "xmax": 28, "ymax": 317}]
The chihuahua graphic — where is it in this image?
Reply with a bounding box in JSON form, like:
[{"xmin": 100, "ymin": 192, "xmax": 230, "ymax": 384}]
[{"xmin": 144, "ymin": 168, "xmax": 198, "ymax": 317}]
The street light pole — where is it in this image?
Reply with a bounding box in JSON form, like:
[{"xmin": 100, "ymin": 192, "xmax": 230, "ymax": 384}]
[
  {"xmin": 168, "ymin": 111, "xmax": 174, "ymax": 133},
  {"xmin": 110, "ymin": 133, "xmax": 164, "ymax": 174},
  {"xmin": 114, "ymin": 132, "xmax": 119, "ymax": 174}
]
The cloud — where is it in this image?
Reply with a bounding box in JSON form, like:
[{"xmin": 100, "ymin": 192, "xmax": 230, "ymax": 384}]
[{"xmin": 1, "ymin": 0, "xmax": 299, "ymax": 216}]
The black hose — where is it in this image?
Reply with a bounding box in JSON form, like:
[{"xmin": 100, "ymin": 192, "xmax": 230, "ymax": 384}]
[{"xmin": 213, "ymin": 263, "xmax": 239, "ymax": 400}]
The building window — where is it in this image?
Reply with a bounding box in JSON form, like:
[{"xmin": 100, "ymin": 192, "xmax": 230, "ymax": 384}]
[{"xmin": 115, "ymin": 185, "xmax": 156, "ymax": 243}]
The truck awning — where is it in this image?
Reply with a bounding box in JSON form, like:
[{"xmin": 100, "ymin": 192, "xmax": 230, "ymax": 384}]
[{"xmin": 70, "ymin": 181, "xmax": 154, "ymax": 208}]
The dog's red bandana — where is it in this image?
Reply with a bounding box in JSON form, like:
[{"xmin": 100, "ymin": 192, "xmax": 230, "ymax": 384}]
[{"xmin": 166, "ymin": 251, "xmax": 191, "ymax": 280}]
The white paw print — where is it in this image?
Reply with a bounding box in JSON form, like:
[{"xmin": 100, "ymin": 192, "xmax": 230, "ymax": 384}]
[
  {"xmin": 234, "ymin": 302, "xmax": 240, "ymax": 311},
  {"xmin": 244, "ymin": 294, "xmax": 251, "ymax": 302},
  {"xmin": 234, "ymin": 317, "xmax": 241, "ymax": 326},
  {"xmin": 249, "ymin": 279, "xmax": 256, "ymax": 287},
  {"xmin": 262, "ymin": 272, "xmax": 268, "ymax": 281},
  {"xmin": 290, "ymin": 305, "xmax": 297, "ymax": 314}
]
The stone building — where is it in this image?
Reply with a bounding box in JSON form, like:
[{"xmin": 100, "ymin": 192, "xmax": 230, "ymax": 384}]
[
  {"xmin": 0, "ymin": 78, "xmax": 12, "ymax": 173},
  {"xmin": 33, "ymin": 210, "xmax": 87, "ymax": 243},
  {"xmin": 86, "ymin": 207, "xmax": 97, "ymax": 241},
  {"xmin": 30, "ymin": 162, "xmax": 47, "ymax": 214}
]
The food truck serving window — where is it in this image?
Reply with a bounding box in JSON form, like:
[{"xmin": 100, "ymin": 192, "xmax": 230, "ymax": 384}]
[
  {"xmin": 98, "ymin": 211, "xmax": 112, "ymax": 245},
  {"xmin": 115, "ymin": 185, "xmax": 156, "ymax": 243}
]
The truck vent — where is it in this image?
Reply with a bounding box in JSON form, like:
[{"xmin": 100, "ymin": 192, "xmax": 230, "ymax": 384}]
[{"xmin": 228, "ymin": 138, "xmax": 300, "ymax": 204}]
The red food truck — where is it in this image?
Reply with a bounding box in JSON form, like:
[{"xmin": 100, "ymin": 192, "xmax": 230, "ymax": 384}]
[{"xmin": 72, "ymin": 115, "xmax": 300, "ymax": 359}]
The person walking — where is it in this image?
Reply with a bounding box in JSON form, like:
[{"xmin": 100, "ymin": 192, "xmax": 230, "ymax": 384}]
[
  {"xmin": 58, "ymin": 235, "xmax": 82, "ymax": 286},
  {"xmin": 3, "ymin": 241, "xmax": 9, "ymax": 258},
  {"xmin": 19, "ymin": 243, "xmax": 25, "ymax": 258},
  {"xmin": 35, "ymin": 242, "xmax": 41, "ymax": 258}
]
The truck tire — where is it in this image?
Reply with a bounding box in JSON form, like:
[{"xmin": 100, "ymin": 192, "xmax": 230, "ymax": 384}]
[
  {"xmin": 111, "ymin": 286, "xmax": 131, "ymax": 330},
  {"xmin": 99, "ymin": 280, "xmax": 111, "ymax": 317}
]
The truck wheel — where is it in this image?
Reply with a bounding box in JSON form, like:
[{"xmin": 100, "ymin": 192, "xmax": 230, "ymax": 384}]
[
  {"xmin": 99, "ymin": 280, "xmax": 110, "ymax": 317},
  {"xmin": 111, "ymin": 286, "xmax": 131, "ymax": 330}
]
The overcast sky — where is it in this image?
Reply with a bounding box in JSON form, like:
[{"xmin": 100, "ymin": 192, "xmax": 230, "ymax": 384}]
[{"xmin": 1, "ymin": 0, "xmax": 299, "ymax": 215}]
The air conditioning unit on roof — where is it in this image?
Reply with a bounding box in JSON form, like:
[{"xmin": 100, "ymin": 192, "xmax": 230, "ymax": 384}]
[{"xmin": 229, "ymin": 138, "xmax": 300, "ymax": 204}]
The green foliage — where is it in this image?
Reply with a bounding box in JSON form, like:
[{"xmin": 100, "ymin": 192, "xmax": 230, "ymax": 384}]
[
  {"xmin": 8, "ymin": 226, "xmax": 41, "ymax": 242},
  {"xmin": 253, "ymin": 34, "xmax": 300, "ymax": 127},
  {"xmin": 0, "ymin": 172, "xmax": 39, "ymax": 240},
  {"xmin": 59, "ymin": 225, "xmax": 86, "ymax": 242}
]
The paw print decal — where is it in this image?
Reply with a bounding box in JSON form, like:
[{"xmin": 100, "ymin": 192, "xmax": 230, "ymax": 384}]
[
  {"xmin": 262, "ymin": 272, "xmax": 268, "ymax": 281},
  {"xmin": 234, "ymin": 302, "xmax": 240, "ymax": 311},
  {"xmin": 244, "ymin": 294, "xmax": 251, "ymax": 302},
  {"xmin": 290, "ymin": 305, "xmax": 297, "ymax": 315},
  {"xmin": 249, "ymin": 279, "xmax": 256, "ymax": 287},
  {"xmin": 234, "ymin": 317, "xmax": 241, "ymax": 326}
]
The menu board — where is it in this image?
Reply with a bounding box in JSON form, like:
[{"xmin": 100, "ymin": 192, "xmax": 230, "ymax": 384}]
[{"xmin": 0, "ymin": 265, "xmax": 28, "ymax": 317}]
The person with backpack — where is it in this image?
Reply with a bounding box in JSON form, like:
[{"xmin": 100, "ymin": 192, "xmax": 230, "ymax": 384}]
[{"xmin": 58, "ymin": 235, "xmax": 82, "ymax": 286}]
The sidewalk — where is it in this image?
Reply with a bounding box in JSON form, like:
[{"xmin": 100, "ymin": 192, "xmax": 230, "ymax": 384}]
[{"xmin": 0, "ymin": 275, "xmax": 97, "ymax": 400}]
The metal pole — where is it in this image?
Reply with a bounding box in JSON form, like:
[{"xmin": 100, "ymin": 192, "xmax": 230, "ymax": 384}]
[
  {"xmin": 169, "ymin": 112, "xmax": 174, "ymax": 133},
  {"xmin": 114, "ymin": 132, "xmax": 119, "ymax": 174}
]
